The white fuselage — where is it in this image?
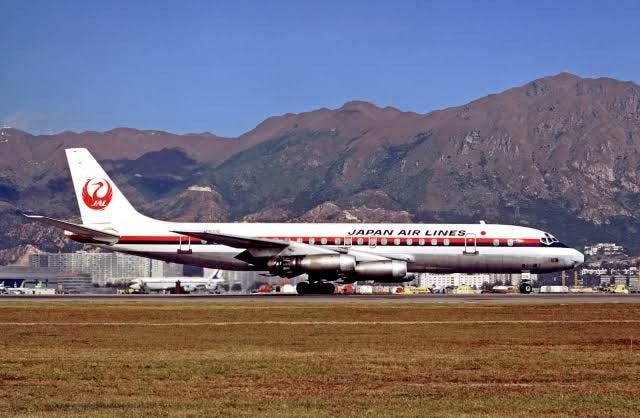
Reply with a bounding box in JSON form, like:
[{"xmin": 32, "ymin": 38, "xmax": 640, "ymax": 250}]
[{"xmin": 70, "ymin": 221, "xmax": 584, "ymax": 274}]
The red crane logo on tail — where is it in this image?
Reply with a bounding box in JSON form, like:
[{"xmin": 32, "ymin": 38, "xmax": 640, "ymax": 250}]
[{"xmin": 81, "ymin": 178, "xmax": 113, "ymax": 210}]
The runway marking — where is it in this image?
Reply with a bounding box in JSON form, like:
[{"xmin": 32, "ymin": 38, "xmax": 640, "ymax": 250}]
[{"xmin": 2, "ymin": 320, "xmax": 640, "ymax": 326}]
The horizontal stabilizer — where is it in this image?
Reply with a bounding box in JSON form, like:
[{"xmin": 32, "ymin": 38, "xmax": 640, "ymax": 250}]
[{"xmin": 20, "ymin": 212, "xmax": 120, "ymax": 245}]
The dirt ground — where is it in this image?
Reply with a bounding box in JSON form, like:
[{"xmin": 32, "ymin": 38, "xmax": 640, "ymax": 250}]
[{"xmin": 1, "ymin": 301, "xmax": 639, "ymax": 417}]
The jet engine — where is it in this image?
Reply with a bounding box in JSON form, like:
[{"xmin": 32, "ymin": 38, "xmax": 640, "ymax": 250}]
[
  {"xmin": 354, "ymin": 260, "xmax": 408, "ymax": 281},
  {"xmin": 267, "ymin": 254, "xmax": 356, "ymax": 277}
]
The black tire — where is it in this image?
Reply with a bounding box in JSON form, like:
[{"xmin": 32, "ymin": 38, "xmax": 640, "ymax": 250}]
[
  {"xmin": 323, "ymin": 282, "xmax": 336, "ymax": 294},
  {"xmin": 519, "ymin": 283, "xmax": 533, "ymax": 294},
  {"xmin": 296, "ymin": 282, "xmax": 310, "ymax": 295}
]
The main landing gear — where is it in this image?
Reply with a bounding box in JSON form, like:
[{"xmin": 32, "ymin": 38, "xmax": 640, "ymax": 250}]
[
  {"xmin": 296, "ymin": 281, "xmax": 335, "ymax": 295},
  {"xmin": 519, "ymin": 282, "xmax": 533, "ymax": 294}
]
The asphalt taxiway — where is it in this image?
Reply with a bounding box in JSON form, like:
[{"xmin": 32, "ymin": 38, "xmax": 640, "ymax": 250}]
[{"xmin": 2, "ymin": 293, "xmax": 640, "ymax": 303}]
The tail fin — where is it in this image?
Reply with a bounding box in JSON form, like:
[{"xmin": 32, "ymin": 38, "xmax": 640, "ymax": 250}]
[{"xmin": 66, "ymin": 148, "xmax": 143, "ymax": 226}]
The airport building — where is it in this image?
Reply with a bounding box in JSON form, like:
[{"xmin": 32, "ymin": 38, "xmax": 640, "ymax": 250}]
[
  {"xmin": 29, "ymin": 252, "xmax": 183, "ymax": 285},
  {"xmin": 418, "ymin": 273, "xmax": 490, "ymax": 289},
  {"xmin": 583, "ymin": 243, "xmax": 625, "ymax": 256},
  {"xmin": 417, "ymin": 272, "xmax": 537, "ymax": 289}
]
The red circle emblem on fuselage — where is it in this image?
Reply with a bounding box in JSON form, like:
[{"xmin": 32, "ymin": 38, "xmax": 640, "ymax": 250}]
[{"xmin": 82, "ymin": 178, "xmax": 113, "ymax": 210}]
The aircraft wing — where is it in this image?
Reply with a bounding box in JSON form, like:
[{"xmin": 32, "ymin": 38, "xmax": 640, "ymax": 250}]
[
  {"xmin": 173, "ymin": 229, "xmax": 416, "ymax": 267},
  {"xmin": 171, "ymin": 230, "xmax": 288, "ymax": 249},
  {"xmin": 172, "ymin": 230, "xmax": 338, "ymax": 263},
  {"xmin": 21, "ymin": 212, "xmax": 120, "ymax": 245}
]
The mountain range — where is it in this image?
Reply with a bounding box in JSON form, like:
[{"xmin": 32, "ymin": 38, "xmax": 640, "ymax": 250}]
[{"xmin": 2, "ymin": 72, "xmax": 640, "ymax": 264}]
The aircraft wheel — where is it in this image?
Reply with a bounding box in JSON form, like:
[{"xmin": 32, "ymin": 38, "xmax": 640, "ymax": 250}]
[
  {"xmin": 296, "ymin": 281, "xmax": 310, "ymax": 295},
  {"xmin": 519, "ymin": 282, "xmax": 533, "ymax": 294},
  {"xmin": 323, "ymin": 282, "xmax": 336, "ymax": 294}
]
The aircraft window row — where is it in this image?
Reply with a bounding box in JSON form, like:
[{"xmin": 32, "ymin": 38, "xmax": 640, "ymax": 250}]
[{"xmin": 284, "ymin": 237, "xmax": 523, "ymax": 246}]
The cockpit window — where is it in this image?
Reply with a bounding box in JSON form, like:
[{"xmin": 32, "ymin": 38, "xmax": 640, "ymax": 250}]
[{"xmin": 540, "ymin": 233, "xmax": 559, "ymax": 245}]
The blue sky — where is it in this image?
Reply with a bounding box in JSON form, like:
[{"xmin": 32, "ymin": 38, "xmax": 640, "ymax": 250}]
[{"xmin": 1, "ymin": 0, "xmax": 639, "ymax": 136}]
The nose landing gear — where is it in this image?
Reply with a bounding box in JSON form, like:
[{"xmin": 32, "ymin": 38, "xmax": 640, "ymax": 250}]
[
  {"xmin": 296, "ymin": 281, "xmax": 335, "ymax": 295},
  {"xmin": 519, "ymin": 271, "xmax": 533, "ymax": 294}
]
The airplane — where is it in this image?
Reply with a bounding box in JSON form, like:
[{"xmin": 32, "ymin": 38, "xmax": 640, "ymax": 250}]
[
  {"xmin": 22, "ymin": 148, "xmax": 584, "ymax": 295},
  {"xmin": 129, "ymin": 270, "xmax": 224, "ymax": 293},
  {"xmin": 4, "ymin": 281, "xmax": 55, "ymax": 295}
]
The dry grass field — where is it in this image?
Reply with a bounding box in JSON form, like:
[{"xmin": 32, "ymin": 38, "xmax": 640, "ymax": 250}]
[{"xmin": 1, "ymin": 301, "xmax": 640, "ymax": 417}]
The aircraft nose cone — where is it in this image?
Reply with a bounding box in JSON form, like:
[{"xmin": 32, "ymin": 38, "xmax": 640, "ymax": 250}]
[{"xmin": 571, "ymin": 249, "xmax": 585, "ymax": 266}]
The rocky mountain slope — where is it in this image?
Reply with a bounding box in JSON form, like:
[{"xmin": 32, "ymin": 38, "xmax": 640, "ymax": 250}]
[{"xmin": 2, "ymin": 72, "xmax": 640, "ymax": 263}]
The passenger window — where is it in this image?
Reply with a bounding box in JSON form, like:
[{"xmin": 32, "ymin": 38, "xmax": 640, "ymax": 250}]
[
  {"xmin": 357, "ymin": 238, "xmax": 364, "ymax": 246},
  {"xmin": 368, "ymin": 237, "xmax": 376, "ymax": 247},
  {"xmin": 507, "ymin": 239, "xmax": 514, "ymax": 247},
  {"xmin": 335, "ymin": 237, "xmax": 341, "ymax": 245},
  {"xmin": 309, "ymin": 237, "xmax": 315, "ymax": 245},
  {"xmin": 381, "ymin": 238, "xmax": 387, "ymax": 245},
  {"xmin": 493, "ymin": 239, "xmax": 499, "ymax": 246},
  {"xmin": 431, "ymin": 239, "xmax": 437, "ymax": 246},
  {"xmin": 297, "ymin": 237, "xmax": 303, "ymax": 243},
  {"xmin": 394, "ymin": 238, "xmax": 400, "ymax": 245},
  {"xmin": 418, "ymin": 239, "xmax": 425, "ymax": 246},
  {"xmin": 443, "ymin": 239, "xmax": 450, "ymax": 246},
  {"xmin": 407, "ymin": 238, "xmax": 413, "ymax": 246},
  {"xmin": 320, "ymin": 238, "xmax": 327, "ymax": 245},
  {"xmin": 344, "ymin": 237, "xmax": 351, "ymax": 246}
]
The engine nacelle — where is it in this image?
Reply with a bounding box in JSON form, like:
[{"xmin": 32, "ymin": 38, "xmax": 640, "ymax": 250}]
[
  {"xmin": 267, "ymin": 254, "xmax": 356, "ymax": 277},
  {"xmin": 354, "ymin": 260, "xmax": 407, "ymax": 281}
]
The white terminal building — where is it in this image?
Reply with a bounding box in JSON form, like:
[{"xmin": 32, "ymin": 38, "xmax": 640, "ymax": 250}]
[
  {"xmin": 417, "ymin": 272, "xmax": 536, "ymax": 289},
  {"xmin": 29, "ymin": 252, "xmax": 183, "ymax": 286}
]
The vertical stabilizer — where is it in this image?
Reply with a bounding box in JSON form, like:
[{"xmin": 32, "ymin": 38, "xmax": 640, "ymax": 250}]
[{"xmin": 65, "ymin": 148, "xmax": 143, "ymax": 226}]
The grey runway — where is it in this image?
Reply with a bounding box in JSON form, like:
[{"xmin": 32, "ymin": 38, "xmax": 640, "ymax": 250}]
[{"xmin": 2, "ymin": 293, "xmax": 640, "ymax": 303}]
